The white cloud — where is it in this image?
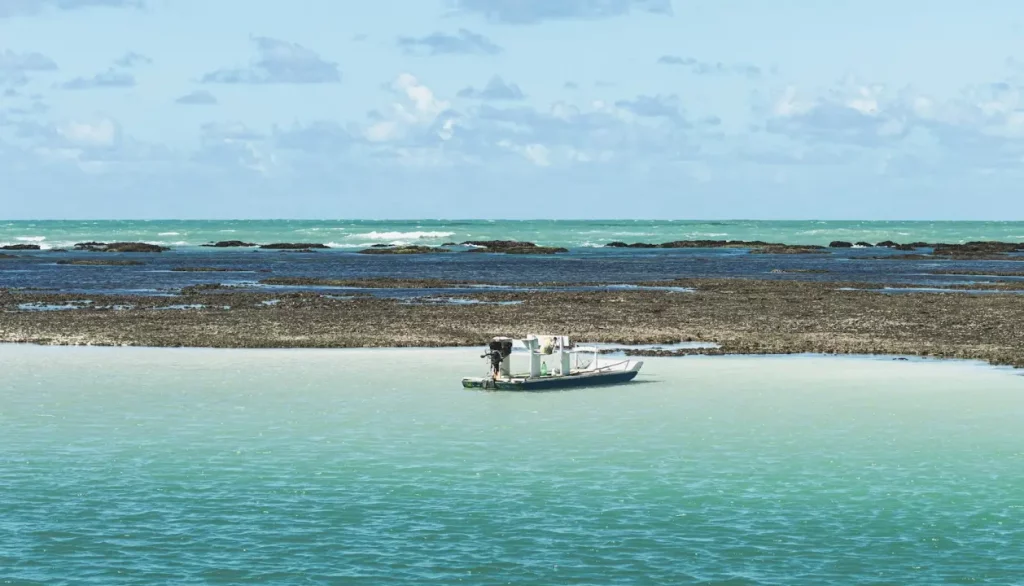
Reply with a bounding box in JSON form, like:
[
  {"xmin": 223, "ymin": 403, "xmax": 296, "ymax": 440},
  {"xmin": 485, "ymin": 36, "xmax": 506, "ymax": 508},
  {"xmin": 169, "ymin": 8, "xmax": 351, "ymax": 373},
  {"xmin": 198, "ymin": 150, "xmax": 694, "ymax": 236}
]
[
  {"xmin": 58, "ymin": 119, "xmax": 118, "ymax": 146},
  {"xmin": 201, "ymin": 36, "xmax": 341, "ymax": 85},
  {"xmin": 499, "ymin": 140, "xmax": 550, "ymax": 166},
  {"xmin": 365, "ymin": 73, "xmax": 455, "ymax": 143}
]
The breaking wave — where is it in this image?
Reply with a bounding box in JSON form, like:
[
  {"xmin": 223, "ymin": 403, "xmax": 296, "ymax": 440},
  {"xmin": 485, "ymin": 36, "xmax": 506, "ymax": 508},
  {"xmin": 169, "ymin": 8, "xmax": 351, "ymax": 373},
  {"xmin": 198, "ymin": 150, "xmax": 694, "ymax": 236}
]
[{"xmin": 347, "ymin": 231, "xmax": 455, "ymax": 241}]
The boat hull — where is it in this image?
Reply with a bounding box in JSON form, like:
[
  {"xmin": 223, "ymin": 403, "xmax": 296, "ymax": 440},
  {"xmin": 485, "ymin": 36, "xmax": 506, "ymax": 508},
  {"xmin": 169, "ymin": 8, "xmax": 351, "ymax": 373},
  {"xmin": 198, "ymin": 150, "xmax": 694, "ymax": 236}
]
[{"xmin": 462, "ymin": 369, "xmax": 639, "ymax": 391}]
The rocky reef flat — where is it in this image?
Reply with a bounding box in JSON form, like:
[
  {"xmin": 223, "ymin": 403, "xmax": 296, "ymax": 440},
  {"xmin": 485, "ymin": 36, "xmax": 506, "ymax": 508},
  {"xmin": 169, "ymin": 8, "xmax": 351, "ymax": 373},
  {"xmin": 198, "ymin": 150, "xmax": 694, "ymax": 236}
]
[{"xmin": 2, "ymin": 278, "xmax": 1023, "ymax": 369}]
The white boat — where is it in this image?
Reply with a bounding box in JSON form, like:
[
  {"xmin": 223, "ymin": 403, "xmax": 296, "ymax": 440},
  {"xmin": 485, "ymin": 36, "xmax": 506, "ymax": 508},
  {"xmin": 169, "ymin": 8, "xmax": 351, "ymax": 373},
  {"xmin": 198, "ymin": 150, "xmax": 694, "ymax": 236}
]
[{"xmin": 462, "ymin": 335, "xmax": 644, "ymax": 391}]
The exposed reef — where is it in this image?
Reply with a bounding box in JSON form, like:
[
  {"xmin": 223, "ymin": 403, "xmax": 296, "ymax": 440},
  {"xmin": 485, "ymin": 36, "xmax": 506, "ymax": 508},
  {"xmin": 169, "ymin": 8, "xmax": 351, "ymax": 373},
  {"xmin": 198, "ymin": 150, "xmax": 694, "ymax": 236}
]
[
  {"xmin": 201, "ymin": 240, "xmax": 257, "ymax": 248},
  {"xmin": 463, "ymin": 240, "xmax": 569, "ymax": 254},
  {"xmin": 73, "ymin": 242, "xmax": 169, "ymax": 253},
  {"xmin": 2, "ymin": 278, "xmax": 1024, "ymax": 369},
  {"xmin": 605, "ymin": 240, "xmax": 827, "ymax": 254},
  {"xmin": 357, "ymin": 246, "xmax": 451, "ymax": 255}
]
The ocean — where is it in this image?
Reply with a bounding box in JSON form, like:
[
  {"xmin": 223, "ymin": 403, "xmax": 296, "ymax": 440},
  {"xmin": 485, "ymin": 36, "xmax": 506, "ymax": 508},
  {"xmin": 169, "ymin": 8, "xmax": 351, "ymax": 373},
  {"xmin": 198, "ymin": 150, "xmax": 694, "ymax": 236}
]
[
  {"xmin": 2, "ymin": 346, "xmax": 1022, "ymax": 584},
  {"xmin": 4, "ymin": 219, "xmax": 1024, "ymax": 250},
  {"xmin": 5, "ymin": 220, "xmax": 1024, "ymax": 296}
]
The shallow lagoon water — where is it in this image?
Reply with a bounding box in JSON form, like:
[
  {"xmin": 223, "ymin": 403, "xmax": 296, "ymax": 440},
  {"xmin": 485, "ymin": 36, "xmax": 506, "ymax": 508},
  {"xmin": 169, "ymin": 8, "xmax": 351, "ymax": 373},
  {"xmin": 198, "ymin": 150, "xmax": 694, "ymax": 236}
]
[{"xmin": 1, "ymin": 346, "xmax": 1023, "ymax": 584}]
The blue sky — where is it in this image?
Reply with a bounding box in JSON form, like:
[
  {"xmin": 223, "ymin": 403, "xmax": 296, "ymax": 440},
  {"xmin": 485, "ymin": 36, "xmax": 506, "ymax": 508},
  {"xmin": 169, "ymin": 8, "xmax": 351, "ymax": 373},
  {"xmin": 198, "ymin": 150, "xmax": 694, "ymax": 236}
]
[{"xmin": 2, "ymin": 0, "xmax": 1024, "ymax": 219}]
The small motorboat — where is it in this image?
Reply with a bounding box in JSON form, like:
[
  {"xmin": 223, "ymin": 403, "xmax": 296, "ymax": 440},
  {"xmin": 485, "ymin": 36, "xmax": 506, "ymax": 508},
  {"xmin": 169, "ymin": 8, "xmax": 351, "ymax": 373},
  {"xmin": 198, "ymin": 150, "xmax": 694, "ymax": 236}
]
[{"xmin": 462, "ymin": 335, "xmax": 643, "ymax": 391}]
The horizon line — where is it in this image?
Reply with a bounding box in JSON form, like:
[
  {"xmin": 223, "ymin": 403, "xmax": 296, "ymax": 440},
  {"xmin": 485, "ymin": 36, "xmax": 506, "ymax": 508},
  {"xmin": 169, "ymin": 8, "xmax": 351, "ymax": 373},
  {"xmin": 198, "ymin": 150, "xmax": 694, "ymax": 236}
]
[{"xmin": 3, "ymin": 218, "xmax": 1022, "ymax": 223}]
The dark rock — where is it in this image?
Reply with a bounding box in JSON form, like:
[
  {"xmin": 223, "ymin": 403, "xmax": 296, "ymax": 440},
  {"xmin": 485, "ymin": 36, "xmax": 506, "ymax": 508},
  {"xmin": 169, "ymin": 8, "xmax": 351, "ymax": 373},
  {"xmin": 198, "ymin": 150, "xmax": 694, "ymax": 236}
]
[
  {"xmin": 0, "ymin": 244, "xmax": 41, "ymax": 250},
  {"xmin": 74, "ymin": 242, "xmax": 169, "ymax": 253},
  {"xmin": 828, "ymin": 241, "xmax": 853, "ymax": 248},
  {"xmin": 106, "ymin": 242, "xmax": 169, "ymax": 253},
  {"xmin": 503, "ymin": 246, "xmax": 569, "ymax": 255},
  {"xmin": 201, "ymin": 240, "xmax": 257, "ymax": 248},
  {"xmin": 180, "ymin": 283, "xmax": 228, "ymax": 295},
  {"xmin": 607, "ymin": 240, "xmax": 827, "ymax": 252},
  {"xmin": 357, "ymin": 246, "xmax": 451, "ymax": 255},
  {"xmin": 459, "ymin": 240, "xmax": 568, "ymax": 254},
  {"xmin": 259, "ymin": 243, "xmax": 330, "ymax": 250},
  {"xmin": 462, "ymin": 240, "xmax": 536, "ymax": 249},
  {"xmin": 606, "ymin": 241, "xmax": 659, "ymax": 248},
  {"xmin": 855, "ymin": 242, "xmax": 874, "ymax": 247},
  {"xmin": 894, "ymin": 243, "xmax": 918, "ymax": 251},
  {"xmin": 370, "ymin": 244, "xmax": 392, "ymax": 248},
  {"xmin": 441, "ymin": 242, "xmax": 457, "ymax": 246},
  {"xmin": 660, "ymin": 240, "xmax": 773, "ymax": 249},
  {"xmin": 932, "ymin": 241, "xmax": 1024, "ymax": 256},
  {"xmin": 875, "ymin": 240, "xmax": 898, "ymax": 247}
]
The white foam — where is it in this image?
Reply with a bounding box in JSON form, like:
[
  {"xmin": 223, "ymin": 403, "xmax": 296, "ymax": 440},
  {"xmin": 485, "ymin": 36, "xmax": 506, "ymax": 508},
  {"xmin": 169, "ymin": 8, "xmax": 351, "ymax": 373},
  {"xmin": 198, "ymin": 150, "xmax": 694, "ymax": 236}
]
[
  {"xmin": 325, "ymin": 241, "xmax": 383, "ymax": 248},
  {"xmin": 16, "ymin": 236, "xmax": 46, "ymax": 242},
  {"xmin": 158, "ymin": 232, "xmax": 180, "ymax": 236},
  {"xmin": 346, "ymin": 231, "xmax": 455, "ymax": 241},
  {"xmin": 1, "ymin": 239, "xmax": 51, "ymax": 250}
]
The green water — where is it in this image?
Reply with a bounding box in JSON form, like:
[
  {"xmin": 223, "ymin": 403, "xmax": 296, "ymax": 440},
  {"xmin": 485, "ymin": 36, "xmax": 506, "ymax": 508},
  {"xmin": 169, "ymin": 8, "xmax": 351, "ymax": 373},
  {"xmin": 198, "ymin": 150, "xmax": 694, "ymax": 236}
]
[
  {"xmin": 1, "ymin": 347, "xmax": 1022, "ymax": 584},
  {"xmin": 5, "ymin": 219, "xmax": 1024, "ymax": 249}
]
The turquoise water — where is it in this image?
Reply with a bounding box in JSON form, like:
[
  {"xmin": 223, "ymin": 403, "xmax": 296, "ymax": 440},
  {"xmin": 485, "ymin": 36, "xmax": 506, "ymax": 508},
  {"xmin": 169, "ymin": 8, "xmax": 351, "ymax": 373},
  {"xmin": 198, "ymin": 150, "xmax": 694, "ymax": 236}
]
[
  {"xmin": 4, "ymin": 219, "xmax": 1024, "ymax": 249},
  {"xmin": 2, "ymin": 346, "xmax": 1023, "ymax": 584}
]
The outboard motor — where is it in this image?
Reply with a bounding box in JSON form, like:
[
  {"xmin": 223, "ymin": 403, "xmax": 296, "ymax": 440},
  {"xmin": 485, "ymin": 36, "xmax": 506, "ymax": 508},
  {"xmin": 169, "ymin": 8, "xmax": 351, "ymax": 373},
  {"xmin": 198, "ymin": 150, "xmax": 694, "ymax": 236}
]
[{"xmin": 482, "ymin": 338, "xmax": 513, "ymax": 378}]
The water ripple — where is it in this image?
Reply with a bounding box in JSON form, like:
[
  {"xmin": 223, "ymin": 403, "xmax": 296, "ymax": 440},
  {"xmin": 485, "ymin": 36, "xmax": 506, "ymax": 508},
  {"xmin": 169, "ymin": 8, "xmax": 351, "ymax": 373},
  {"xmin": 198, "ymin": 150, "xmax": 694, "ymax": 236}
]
[{"xmin": 1, "ymin": 348, "xmax": 1022, "ymax": 584}]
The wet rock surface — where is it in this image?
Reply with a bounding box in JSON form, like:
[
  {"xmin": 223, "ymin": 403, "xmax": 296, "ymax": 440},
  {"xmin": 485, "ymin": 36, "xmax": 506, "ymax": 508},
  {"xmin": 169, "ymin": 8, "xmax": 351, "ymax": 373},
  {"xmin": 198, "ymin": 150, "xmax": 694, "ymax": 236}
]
[
  {"xmin": 73, "ymin": 242, "xmax": 169, "ymax": 253},
  {"xmin": 201, "ymin": 240, "xmax": 257, "ymax": 248},
  {"xmin": 2, "ymin": 278, "xmax": 1024, "ymax": 369},
  {"xmin": 0, "ymin": 244, "xmax": 41, "ymax": 250},
  {"xmin": 606, "ymin": 240, "xmax": 828, "ymax": 254},
  {"xmin": 357, "ymin": 245, "xmax": 451, "ymax": 255},
  {"xmin": 462, "ymin": 240, "xmax": 569, "ymax": 254}
]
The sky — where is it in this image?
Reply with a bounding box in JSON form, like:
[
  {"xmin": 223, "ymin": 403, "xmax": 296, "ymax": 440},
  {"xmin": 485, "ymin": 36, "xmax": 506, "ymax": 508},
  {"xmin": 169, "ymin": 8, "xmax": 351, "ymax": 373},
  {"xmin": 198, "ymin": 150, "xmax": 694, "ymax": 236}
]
[{"xmin": 2, "ymin": 0, "xmax": 1024, "ymax": 220}]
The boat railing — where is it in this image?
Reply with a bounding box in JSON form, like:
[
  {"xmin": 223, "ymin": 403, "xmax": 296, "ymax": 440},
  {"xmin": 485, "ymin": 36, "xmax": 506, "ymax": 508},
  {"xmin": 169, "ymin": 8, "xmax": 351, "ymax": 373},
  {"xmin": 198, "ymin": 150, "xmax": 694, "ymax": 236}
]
[{"xmin": 586, "ymin": 357, "xmax": 634, "ymax": 373}]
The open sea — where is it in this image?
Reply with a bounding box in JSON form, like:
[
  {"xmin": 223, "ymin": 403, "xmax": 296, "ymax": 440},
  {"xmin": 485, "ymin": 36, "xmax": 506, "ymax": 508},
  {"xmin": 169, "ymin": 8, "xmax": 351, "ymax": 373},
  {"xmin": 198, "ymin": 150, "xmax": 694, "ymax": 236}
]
[
  {"xmin": 1, "ymin": 346, "xmax": 1022, "ymax": 584},
  {"xmin": 4, "ymin": 219, "xmax": 1024, "ymax": 251},
  {"xmin": 4, "ymin": 220, "xmax": 1024, "ymax": 296}
]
